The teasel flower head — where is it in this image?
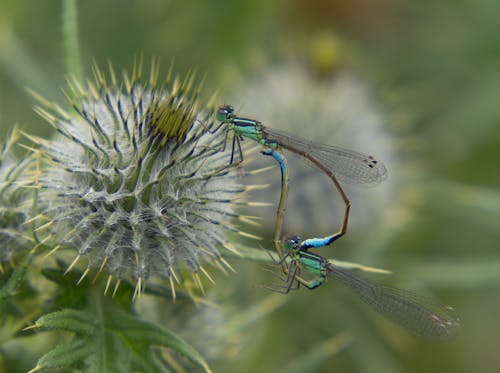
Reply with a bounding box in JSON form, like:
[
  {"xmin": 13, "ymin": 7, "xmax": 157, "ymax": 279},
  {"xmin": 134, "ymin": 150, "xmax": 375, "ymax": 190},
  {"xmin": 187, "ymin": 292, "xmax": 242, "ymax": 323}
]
[
  {"xmin": 0, "ymin": 129, "xmax": 35, "ymax": 265},
  {"xmin": 26, "ymin": 61, "xmax": 248, "ymax": 298}
]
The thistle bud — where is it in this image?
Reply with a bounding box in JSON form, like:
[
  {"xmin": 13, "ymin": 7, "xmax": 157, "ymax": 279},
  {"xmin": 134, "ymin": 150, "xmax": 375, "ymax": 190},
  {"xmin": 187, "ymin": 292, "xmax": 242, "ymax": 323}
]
[{"xmin": 28, "ymin": 62, "xmax": 245, "ymax": 297}]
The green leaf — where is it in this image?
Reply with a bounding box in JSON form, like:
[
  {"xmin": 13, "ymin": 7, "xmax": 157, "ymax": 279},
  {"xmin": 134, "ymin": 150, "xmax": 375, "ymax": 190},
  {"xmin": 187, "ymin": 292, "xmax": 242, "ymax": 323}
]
[
  {"xmin": 0, "ymin": 251, "xmax": 34, "ymax": 316},
  {"xmin": 31, "ymin": 299, "xmax": 211, "ymax": 373},
  {"xmin": 40, "ymin": 259, "xmax": 135, "ymax": 310},
  {"xmin": 36, "ymin": 338, "xmax": 93, "ymax": 370},
  {"xmin": 35, "ymin": 309, "xmax": 96, "ymax": 335}
]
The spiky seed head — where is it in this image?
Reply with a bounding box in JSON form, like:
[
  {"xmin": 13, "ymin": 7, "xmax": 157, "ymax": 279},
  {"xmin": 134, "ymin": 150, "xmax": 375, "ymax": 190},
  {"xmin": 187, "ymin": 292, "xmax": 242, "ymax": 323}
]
[
  {"xmin": 29, "ymin": 61, "xmax": 245, "ymax": 294},
  {"xmin": 0, "ymin": 130, "xmax": 34, "ymax": 263}
]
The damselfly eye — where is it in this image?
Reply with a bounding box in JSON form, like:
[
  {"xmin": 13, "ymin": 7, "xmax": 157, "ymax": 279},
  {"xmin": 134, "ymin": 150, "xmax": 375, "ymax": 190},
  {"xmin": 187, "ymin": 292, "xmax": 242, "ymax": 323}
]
[
  {"xmin": 215, "ymin": 108, "xmax": 227, "ymax": 121},
  {"xmin": 285, "ymin": 235, "xmax": 301, "ymax": 248},
  {"xmin": 216, "ymin": 105, "xmax": 234, "ymax": 121},
  {"xmin": 223, "ymin": 105, "xmax": 233, "ymax": 111}
]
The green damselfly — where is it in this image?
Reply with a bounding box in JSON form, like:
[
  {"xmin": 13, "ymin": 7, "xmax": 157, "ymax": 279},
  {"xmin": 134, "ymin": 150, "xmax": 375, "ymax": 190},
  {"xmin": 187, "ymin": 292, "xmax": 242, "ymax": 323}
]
[
  {"xmin": 214, "ymin": 105, "xmax": 387, "ymax": 187},
  {"xmin": 272, "ymin": 235, "xmax": 460, "ymax": 340}
]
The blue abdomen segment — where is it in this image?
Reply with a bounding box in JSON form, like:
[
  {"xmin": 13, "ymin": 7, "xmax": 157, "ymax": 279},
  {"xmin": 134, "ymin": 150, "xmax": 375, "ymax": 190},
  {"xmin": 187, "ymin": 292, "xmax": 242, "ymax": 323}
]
[
  {"xmin": 261, "ymin": 148, "xmax": 286, "ymax": 178},
  {"xmin": 299, "ymin": 235, "xmax": 339, "ymax": 250}
]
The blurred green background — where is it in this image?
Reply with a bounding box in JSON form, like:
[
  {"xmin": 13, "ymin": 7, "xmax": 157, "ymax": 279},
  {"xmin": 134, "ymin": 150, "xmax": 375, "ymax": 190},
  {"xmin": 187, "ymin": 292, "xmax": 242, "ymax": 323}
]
[{"xmin": 1, "ymin": 0, "xmax": 500, "ymax": 372}]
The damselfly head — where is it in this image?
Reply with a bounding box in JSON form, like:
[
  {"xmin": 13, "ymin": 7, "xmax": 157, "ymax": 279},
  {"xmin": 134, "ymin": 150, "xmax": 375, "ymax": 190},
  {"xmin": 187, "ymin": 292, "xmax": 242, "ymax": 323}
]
[
  {"xmin": 216, "ymin": 105, "xmax": 235, "ymax": 122},
  {"xmin": 284, "ymin": 235, "xmax": 302, "ymax": 250}
]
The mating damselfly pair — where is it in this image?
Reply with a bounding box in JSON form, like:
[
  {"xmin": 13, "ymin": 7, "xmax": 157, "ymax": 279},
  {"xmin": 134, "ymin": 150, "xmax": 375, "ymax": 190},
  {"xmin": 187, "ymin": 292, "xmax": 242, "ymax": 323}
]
[{"xmin": 212, "ymin": 105, "xmax": 460, "ymax": 340}]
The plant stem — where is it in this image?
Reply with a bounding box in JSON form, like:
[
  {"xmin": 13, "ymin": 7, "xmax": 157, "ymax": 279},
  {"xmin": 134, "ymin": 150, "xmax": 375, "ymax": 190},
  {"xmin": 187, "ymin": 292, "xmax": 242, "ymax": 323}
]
[{"xmin": 62, "ymin": 0, "xmax": 83, "ymax": 82}]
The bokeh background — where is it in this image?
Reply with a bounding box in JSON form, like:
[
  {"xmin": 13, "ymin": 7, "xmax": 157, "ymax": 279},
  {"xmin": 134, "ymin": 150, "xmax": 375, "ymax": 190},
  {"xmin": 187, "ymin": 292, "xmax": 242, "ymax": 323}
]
[{"xmin": 1, "ymin": 0, "xmax": 499, "ymax": 372}]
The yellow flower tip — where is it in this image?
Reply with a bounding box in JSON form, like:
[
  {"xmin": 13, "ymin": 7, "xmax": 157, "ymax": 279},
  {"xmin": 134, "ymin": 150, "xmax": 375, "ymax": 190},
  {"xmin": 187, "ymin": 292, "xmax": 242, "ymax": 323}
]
[
  {"xmin": 27, "ymin": 365, "xmax": 43, "ymax": 373},
  {"xmin": 104, "ymin": 275, "xmax": 113, "ymax": 296},
  {"xmin": 77, "ymin": 267, "xmax": 90, "ymax": 285},
  {"xmin": 147, "ymin": 71, "xmax": 202, "ymax": 143},
  {"xmin": 237, "ymin": 230, "xmax": 263, "ymax": 240},
  {"xmin": 192, "ymin": 272, "xmax": 205, "ymax": 294},
  {"xmin": 92, "ymin": 257, "xmax": 109, "ymax": 284},
  {"xmin": 219, "ymin": 257, "xmax": 236, "ymax": 273},
  {"xmin": 64, "ymin": 254, "xmax": 81, "ymax": 275},
  {"xmin": 22, "ymin": 323, "xmax": 40, "ymax": 332},
  {"xmin": 132, "ymin": 277, "xmax": 144, "ymax": 301},
  {"xmin": 199, "ymin": 266, "xmax": 215, "ymax": 285},
  {"xmin": 149, "ymin": 99, "xmax": 194, "ymax": 142},
  {"xmin": 112, "ymin": 279, "xmax": 121, "ymax": 298},
  {"xmin": 168, "ymin": 276, "xmax": 177, "ymax": 302}
]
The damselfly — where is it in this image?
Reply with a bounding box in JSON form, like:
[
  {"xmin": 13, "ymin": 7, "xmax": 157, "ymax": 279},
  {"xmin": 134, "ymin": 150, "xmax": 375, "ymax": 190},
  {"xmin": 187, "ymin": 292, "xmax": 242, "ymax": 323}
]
[
  {"xmin": 214, "ymin": 105, "xmax": 388, "ymax": 256},
  {"xmin": 273, "ymin": 235, "xmax": 461, "ymax": 340}
]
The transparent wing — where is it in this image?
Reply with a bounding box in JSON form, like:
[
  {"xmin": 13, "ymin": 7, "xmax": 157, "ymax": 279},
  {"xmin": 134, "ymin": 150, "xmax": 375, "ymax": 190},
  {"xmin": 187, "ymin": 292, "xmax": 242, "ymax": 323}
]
[
  {"xmin": 326, "ymin": 263, "xmax": 460, "ymax": 340},
  {"xmin": 263, "ymin": 127, "xmax": 388, "ymax": 185}
]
